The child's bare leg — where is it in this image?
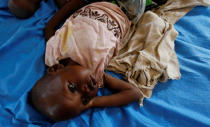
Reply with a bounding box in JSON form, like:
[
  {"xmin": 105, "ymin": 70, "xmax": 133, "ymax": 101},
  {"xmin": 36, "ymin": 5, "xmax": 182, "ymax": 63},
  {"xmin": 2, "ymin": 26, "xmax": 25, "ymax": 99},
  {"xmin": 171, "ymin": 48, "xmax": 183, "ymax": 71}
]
[{"xmin": 54, "ymin": 0, "xmax": 70, "ymax": 8}]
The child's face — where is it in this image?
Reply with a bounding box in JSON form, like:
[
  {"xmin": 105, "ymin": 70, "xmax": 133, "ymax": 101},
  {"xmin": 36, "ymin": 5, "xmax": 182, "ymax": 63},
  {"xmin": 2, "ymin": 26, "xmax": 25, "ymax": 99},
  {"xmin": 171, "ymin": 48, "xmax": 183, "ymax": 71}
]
[
  {"xmin": 58, "ymin": 65, "xmax": 97, "ymax": 97},
  {"xmin": 31, "ymin": 64, "xmax": 97, "ymax": 121}
]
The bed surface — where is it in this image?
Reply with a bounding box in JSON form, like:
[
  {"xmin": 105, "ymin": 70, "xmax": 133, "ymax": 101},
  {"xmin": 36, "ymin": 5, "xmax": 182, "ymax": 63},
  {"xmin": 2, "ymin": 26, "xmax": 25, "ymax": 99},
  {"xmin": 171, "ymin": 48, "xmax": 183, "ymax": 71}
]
[{"xmin": 0, "ymin": 0, "xmax": 210, "ymax": 126}]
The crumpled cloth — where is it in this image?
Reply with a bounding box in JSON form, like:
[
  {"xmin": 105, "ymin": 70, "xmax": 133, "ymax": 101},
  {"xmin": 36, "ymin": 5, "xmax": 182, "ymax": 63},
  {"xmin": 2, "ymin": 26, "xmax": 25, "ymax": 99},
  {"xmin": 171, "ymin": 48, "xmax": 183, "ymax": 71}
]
[
  {"xmin": 116, "ymin": 0, "xmax": 146, "ymax": 49},
  {"xmin": 107, "ymin": 0, "xmax": 210, "ymax": 105}
]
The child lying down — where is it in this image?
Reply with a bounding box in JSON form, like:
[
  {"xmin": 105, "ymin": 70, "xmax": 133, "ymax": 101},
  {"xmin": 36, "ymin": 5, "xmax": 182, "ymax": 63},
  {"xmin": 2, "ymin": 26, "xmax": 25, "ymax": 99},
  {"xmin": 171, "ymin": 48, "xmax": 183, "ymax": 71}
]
[{"xmin": 30, "ymin": 0, "xmax": 142, "ymax": 121}]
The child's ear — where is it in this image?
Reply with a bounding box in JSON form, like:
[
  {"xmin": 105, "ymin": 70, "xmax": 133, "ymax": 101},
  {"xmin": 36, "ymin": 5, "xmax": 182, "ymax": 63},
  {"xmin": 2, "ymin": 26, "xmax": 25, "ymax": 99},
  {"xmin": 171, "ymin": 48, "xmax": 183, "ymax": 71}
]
[{"xmin": 47, "ymin": 64, "xmax": 64, "ymax": 74}]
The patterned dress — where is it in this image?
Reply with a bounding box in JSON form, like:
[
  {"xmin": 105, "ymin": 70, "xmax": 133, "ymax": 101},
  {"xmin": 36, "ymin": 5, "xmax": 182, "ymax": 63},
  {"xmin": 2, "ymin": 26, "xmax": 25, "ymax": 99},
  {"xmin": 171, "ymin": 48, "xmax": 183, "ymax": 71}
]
[{"xmin": 45, "ymin": 2, "xmax": 130, "ymax": 87}]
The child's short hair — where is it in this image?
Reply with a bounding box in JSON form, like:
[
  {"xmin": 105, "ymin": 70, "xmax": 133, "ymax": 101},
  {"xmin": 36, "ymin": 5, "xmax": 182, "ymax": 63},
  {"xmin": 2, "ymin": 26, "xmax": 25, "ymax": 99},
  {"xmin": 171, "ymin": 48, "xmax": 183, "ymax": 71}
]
[{"xmin": 29, "ymin": 74, "xmax": 80, "ymax": 121}]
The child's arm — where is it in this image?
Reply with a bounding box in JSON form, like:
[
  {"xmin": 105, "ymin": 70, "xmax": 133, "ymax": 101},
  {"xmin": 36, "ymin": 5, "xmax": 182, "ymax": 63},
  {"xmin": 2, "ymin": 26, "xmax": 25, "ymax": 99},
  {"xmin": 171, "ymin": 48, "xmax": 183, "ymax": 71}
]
[
  {"xmin": 44, "ymin": 0, "xmax": 86, "ymax": 41},
  {"xmin": 90, "ymin": 73, "xmax": 142, "ymax": 107}
]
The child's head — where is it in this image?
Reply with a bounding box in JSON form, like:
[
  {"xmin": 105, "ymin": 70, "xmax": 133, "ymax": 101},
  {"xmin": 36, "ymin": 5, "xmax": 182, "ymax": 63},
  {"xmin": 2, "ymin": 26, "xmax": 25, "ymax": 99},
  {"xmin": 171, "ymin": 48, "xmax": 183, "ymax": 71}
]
[
  {"xmin": 8, "ymin": 0, "xmax": 42, "ymax": 18},
  {"xmin": 30, "ymin": 63, "xmax": 97, "ymax": 121}
]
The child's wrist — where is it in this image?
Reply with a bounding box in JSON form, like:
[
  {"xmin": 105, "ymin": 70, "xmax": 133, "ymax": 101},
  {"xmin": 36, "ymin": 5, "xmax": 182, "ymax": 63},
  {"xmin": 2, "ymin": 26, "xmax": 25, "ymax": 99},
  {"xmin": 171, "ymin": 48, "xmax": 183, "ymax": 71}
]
[{"xmin": 88, "ymin": 98, "xmax": 94, "ymax": 108}]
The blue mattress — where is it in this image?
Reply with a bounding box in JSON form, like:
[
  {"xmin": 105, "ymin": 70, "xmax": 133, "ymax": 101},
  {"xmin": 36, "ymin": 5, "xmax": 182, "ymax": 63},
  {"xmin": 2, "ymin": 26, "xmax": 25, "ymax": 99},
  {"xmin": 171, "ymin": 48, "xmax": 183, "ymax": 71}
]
[{"xmin": 0, "ymin": 0, "xmax": 210, "ymax": 126}]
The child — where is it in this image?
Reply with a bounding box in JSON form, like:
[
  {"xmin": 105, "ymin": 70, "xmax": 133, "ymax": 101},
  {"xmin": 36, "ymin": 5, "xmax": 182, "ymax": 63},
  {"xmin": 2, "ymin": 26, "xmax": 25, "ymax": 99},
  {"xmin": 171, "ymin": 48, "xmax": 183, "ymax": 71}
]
[{"xmin": 30, "ymin": 1, "xmax": 142, "ymax": 121}]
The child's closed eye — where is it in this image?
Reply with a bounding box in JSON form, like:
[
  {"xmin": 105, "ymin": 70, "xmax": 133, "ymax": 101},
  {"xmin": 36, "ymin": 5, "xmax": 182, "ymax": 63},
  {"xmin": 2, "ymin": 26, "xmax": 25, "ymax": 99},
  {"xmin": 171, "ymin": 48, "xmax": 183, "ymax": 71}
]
[{"xmin": 67, "ymin": 82, "xmax": 77, "ymax": 93}]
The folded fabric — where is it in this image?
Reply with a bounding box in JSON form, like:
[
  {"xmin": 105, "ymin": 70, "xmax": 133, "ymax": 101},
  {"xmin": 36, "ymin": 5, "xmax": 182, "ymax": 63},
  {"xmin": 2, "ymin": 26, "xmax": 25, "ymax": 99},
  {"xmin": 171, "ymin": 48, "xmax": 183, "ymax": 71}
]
[{"xmin": 107, "ymin": 0, "xmax": 210, "ymax": 105}]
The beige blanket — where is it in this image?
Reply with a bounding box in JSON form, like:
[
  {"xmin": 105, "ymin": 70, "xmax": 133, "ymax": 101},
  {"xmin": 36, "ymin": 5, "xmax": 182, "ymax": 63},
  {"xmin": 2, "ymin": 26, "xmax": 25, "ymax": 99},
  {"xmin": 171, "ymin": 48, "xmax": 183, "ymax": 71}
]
[{"xmin": 107, "ymin": 0, "xmax": 210, "ymax": 105}]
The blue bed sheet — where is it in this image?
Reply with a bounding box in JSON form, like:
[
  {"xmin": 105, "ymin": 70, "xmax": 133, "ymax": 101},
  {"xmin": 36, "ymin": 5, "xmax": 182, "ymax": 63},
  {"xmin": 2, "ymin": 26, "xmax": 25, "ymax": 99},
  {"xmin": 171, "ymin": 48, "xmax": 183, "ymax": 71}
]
[{"xmin": 0, "ymin": 0, "xmax": 210, "ymax": 126}]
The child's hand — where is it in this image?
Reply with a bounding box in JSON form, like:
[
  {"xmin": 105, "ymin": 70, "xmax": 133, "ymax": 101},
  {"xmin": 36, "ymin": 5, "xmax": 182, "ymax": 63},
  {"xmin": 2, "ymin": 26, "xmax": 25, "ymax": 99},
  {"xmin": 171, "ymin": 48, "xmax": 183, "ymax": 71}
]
[{"xmin": 79, "ymin": 96, "xmax": 94, "ymax": 111}]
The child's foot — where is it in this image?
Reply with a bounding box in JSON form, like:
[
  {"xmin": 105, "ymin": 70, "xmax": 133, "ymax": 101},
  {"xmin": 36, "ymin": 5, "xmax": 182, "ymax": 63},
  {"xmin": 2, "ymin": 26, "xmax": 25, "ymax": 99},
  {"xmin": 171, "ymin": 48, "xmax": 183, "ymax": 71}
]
[
  {"xmin": 54, "ymin": 0, "xmax": 70, "ymax": 8},
  {"xmin": 8, "ymin": 0, "xmax": 42, "ymax": 18}
]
